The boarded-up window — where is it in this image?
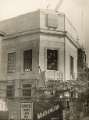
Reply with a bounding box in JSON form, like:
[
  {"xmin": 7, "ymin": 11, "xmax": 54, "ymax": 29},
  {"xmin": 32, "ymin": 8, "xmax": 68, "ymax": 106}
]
[
  {"xmin": 47, "ymin": 49, "xmax": 58, "ymax": 70},
  {"xmin": 22, "ymin": 84, "xmax": 31, "ymax": 97},
  {"xmin": 24, "ymin": 49, "xmax": 32, "ymax": 72},
  {"xmin": 6, "ymin": 85, "xmax": 14, "ymax": 98},
  {"xmin": 7, "ymin": 52, "xmax": 16, "ymax": 73}
]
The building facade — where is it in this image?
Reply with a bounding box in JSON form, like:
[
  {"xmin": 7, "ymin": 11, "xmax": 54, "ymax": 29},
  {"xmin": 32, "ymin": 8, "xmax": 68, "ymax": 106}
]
[{"xmin": 0, "ymin": 9, "xmax": 80, "ymax": 120}]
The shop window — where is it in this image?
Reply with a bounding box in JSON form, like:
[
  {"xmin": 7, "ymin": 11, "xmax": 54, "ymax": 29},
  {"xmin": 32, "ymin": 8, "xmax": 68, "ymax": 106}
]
[
  {"xmin": 47, "ymin": 49, "xmax": 58, "ymax": 70},
  {"xmin": 6, "ymin": 85, "xmax": 14, "ymax": 98},
  {"xmin": 70, "ymin": 56, "xmax": 74, "ymax": 76},
  {"xmin": 22, "ymin": 84, "xmax": 31, "ymax": 97},
  {"xmin": 24, "ymin": 49, "xmax": 32, "ymax": 72},
  {"xmin": 7, "ymin": 52, "xmax": 16, "ymax": 73}
]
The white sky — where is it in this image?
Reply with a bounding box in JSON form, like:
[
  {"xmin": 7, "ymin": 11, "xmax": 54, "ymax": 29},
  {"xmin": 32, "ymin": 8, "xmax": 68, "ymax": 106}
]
[{"xmin": 0, "ymin": 0, "xmax": 89, "ymax": 66}]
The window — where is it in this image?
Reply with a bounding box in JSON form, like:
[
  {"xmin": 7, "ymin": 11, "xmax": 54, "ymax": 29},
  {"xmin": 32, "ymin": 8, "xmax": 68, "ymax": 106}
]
[
  {"xmin": 47, "ymin": 49, "xmax": 58, "ymax": 70},
  {"xmin": 7, "ymin": 52, "xmax": 16, "ymax": 73},
  {"xmin": 22, "ymin": 84, "xmax": 31, "ymax": 97},
  {"xmin": 6, "ymin": 85, "xmax": 14, "ymax": 98},
  {"xmin": 70, "ymin": 56, "xmax": 74, "ymax": 76},
  {"xmin": 24, "ymin": 49, "xmax": 32, "ymax": 72}
]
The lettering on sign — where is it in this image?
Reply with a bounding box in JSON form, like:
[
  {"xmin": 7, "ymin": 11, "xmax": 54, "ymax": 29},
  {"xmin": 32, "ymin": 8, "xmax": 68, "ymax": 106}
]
[
  {"xmin": 21, "ymin": 102, "xmax": 33, "ymax": 120},
  {"xmin": 37, "ymin": 104, "xmax": 60, "ymax": 119}
]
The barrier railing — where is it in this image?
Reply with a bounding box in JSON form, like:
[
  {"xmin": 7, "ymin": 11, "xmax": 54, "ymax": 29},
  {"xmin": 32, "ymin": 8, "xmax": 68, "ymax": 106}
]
[{"xmin": 45, "ymin": 70, "xmax": 64, "ymax": 81}]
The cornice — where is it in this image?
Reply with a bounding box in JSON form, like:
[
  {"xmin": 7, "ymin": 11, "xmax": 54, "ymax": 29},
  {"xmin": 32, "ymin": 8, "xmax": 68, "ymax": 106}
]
[
  {"xmin": 3, "ymin": 28, "xmax": 80, "ymax": 48},
  {"xmin": 3, "ymin": 28, "xmax": 40, "ymax": 40}
]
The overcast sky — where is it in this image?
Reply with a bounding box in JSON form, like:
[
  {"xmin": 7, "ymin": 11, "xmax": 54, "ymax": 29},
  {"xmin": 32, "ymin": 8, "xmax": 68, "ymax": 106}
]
[{"xmin": 0, "ymin": 0, "xmax": 89, "ymax": 66}]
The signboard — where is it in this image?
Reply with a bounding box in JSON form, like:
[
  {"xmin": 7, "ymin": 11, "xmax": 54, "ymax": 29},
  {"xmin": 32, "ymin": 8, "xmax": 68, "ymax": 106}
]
[{"xmin": 20, "ymin": 102, "xmax": 33, "ymax": 120}]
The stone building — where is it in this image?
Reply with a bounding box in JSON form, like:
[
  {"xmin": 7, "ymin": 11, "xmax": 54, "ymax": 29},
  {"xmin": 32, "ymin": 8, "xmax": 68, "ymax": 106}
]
[{"xmin": 0, "ymin": 9, "xmax": 80, "ymax": 120}]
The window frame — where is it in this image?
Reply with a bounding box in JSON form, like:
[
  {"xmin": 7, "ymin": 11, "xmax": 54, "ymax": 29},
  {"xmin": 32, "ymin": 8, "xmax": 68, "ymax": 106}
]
[
  {"xmin": 47, "ymin": 49, "xmax": 58, "ymax": 71},
  {"xmin": 22, "ymin": 83, "xmax": 32, "ymax": 97},
  {"xmin": 6, "ymin": 85, "xmax": 15, "ymax": 98},
  {"xmin": 7, "ymin": 52, "xmax": 16, "ymax": 73},
  {"xmin": 70, "ymin": 56, "xmax": 74, "ymax": 76},
  {"xmin": 23, "ymin": 49, "xmax": 32, "ymax": 72}
]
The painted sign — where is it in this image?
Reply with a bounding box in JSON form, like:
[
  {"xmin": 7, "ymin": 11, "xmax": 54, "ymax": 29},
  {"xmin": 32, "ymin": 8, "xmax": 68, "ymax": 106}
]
[{"xmin": 21, "ymin": 102, "xmax": 33, "ymax": 120}]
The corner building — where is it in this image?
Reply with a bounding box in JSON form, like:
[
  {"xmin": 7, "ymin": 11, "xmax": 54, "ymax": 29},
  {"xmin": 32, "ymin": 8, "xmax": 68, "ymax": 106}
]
[{"xmin": 0, "ymin": 9, "xmax": 80, "ymax": 120}]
